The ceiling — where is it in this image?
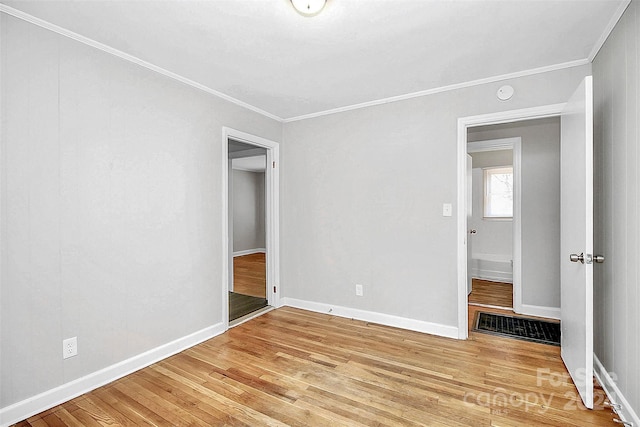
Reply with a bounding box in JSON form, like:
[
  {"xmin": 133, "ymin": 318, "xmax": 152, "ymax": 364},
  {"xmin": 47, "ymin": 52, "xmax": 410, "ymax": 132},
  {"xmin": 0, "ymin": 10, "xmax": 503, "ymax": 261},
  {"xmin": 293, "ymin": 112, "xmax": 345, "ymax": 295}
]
[
  {"xmin": 1, "ymin": 0, "xmax": 628, "ymax": 121},
  {"xmin": 232, "ymin": 156, "xmax": 267, "ymax": 172},
  {"xmin": 228, "ymin": 139, "xmax": 264, "ymax": 154},
  {"xmin": 229, "ymin": 140, "xmax": 267, "ymax": 171}
]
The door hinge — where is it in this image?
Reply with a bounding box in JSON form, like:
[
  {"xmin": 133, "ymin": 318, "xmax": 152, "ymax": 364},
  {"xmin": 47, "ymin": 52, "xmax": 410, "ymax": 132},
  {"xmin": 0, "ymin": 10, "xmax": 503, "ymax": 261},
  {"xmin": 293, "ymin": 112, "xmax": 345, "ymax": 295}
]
[
  {"xmin": 272, "ymin": 161, "xmax": 276, "ymax": 168},
  {"xmin": 273, "ymin": 286, "xmax": 277, "ymax": 293}
]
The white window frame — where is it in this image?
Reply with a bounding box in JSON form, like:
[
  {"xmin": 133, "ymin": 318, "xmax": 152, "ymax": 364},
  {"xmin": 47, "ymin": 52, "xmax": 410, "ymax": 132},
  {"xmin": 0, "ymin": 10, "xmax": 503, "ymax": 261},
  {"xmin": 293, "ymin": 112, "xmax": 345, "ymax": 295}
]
[{"xmin": 483, "ymin": 166, "xmax": 513, "ymax": 219}]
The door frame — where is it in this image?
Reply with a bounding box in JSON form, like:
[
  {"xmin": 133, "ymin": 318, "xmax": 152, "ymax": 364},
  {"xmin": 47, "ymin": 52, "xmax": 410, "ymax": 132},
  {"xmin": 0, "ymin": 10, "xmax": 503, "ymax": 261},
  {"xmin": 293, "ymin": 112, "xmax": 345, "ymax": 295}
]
[
  {"xmin": 221, "ymin": 127, "xmax": 280, "ymax": 330},
  {"xmin": 466, "ymin": 137, "xmax": 522, "ymax": 312},
  {"xmin": 456, "ymin": 103, "xmax": 565, "ymax": 339}
]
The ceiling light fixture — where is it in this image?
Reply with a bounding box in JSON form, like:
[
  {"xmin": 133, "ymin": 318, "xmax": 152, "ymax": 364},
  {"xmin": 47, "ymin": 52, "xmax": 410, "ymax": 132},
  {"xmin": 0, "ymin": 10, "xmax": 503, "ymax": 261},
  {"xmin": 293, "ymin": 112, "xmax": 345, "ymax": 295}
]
[{"xmin": 291, "ymin": 0, "xmax": 326, "ymax": 17}]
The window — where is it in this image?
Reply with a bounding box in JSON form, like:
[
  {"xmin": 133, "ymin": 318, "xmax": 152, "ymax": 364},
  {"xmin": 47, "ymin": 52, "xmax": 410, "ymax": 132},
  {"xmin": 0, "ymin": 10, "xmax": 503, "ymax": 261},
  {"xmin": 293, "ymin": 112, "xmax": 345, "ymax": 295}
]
[{"xmin": 483, "ymin": 166, "xmax": 513, "ymax": 218}]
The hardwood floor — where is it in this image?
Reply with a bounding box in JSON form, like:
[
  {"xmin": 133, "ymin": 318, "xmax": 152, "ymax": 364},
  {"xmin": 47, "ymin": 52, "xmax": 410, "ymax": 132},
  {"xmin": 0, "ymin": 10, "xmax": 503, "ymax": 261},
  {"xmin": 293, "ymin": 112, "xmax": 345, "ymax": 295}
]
[
  {"xmin": 233, "ymin": 253, "xmax": 266, "ymax": 298},
  {"xmin": 14, "ymin": 307, "xmax": 618, "ymax": 426},
  {"xmin": 229, "ymin": 291, "xmax": 267, "ymax": 322},
  {"xmin": 468, "ymin": 278, "xmax": 513, "ymax": 308}
]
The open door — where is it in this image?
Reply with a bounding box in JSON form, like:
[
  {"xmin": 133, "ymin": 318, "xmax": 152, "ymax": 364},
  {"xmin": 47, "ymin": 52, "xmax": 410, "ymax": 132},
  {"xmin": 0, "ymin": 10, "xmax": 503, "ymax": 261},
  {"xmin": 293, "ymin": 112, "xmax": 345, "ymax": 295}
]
[
  {"xmin": 466, "ymin": 154, "xmax": 473, "ymax": 295},
  {"xmin": 560, "ymin": 76, "xmax": 594, "ymax": 409}
]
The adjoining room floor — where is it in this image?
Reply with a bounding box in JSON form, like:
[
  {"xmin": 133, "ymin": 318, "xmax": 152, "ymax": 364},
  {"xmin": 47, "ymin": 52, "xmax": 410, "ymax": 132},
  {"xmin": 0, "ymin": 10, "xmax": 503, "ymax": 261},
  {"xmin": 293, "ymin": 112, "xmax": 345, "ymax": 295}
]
[
  {"xmin": 229, "ymin": 291, "xmax": 267, "ymax": 321},
  {"xmin": 233, "ymin": 253, "xmax": 266, "ymax": 298},
  {"xmin": 14, "ymin": 307, "xmax": 618, "ymax": 426},
  {"xmin": 468, "ymin": 278, "xmax": 513, "ymax": 309},
  {"xmin": 229, "ymin": 253, "xmax": 268, "ymax": 320}
]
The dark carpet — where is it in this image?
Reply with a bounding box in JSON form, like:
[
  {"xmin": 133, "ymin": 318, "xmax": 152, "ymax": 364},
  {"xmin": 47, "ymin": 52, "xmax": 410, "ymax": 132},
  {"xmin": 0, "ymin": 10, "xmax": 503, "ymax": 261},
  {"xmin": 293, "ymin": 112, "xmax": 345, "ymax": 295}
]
[
  {"xmin": 229, "ymin": 292, "xmax": 268, "ymax": 321},
  {"xmin": 474, "ymin": 312, "xmax": 561, "ymax": 346}
]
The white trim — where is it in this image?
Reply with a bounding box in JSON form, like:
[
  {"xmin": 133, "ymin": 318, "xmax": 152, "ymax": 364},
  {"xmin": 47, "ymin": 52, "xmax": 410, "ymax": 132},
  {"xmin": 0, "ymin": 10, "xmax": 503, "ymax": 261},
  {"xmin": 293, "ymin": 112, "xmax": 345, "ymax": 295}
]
[
  {"xmin": 0, "ymin": 4, "xmax": 595, "ymax": 125},
  {"xmin": 0, "ymin": 323, "xmax": 225, "ymax": 427},
  {"xmin": 284, "ymin": 62, "xmax": 587, "ymax": 122},
  {"xmin": 467, "ymin": 137, "xmax": 520, "ymax": 153},
  {"xmin": 281, "ymin": 298, "xmax": 459, "ymax": 340},
  {"xmin": 512, "ymin": 139, "xmax": 523, "ymax": 315},
  {"xmin": 222, "ymin": 127, "xmax": 281, "ymax": 333},
  {"xmin": 0, "ymin": 15, "xmax": 4, "ymax": 426},
  {"xmin": 471, "ymin": 270, "xmax": 513, "ymax": 283},
  {"xmin": 519, "ymin": 304, "xmax": 560, "ymax": 320},
  {"xmin": 588, "ymin": 0, "xmax": 632, "ymax": 62},
  {"xmin": 0, "ymin": 5, "xmax": 283, "ymax": 123},
  {"xmin": 457, "ymin": 118, "xmax": 469, "ymax": 339},
  {"xmin": 228, "ymin": 159, "xmax": 235, "ymax": 292},
  {"xmin": 457, "ymin": 104, "xmax": 565, "ymax": 339},
  {"xmin": 462, "ymin": 104, "xmax": 566, "ymax": 128},
  {"xmin": 233, "ymin": 248, "xmax": 266, "ymax": 257},
  {"xmin": 482, "ymin": 165, "xmax": 514, "ymax": 219},
  {"xmin": 594, "ymin": 354, "xmax": 640, "ymax": 427},
  {"xmin": 468, "ymin": 303, "xmax": 513, "ymax": 311},
  {"xmin": 228, "ymin": 148, "xmax": 267, "ymax": 160}
]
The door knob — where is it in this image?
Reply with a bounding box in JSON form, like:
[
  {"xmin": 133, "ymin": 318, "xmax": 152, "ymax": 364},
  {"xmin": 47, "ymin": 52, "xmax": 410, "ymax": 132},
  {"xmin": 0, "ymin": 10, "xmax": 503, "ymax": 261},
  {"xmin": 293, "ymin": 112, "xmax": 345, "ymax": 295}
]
[
  {"xmin": 569, "ymin": 253, "xmax": 584, "ymax": 263},
  {"xmin": 469, "ymin": 229, "xmax": 477, "ymax": 234},
  {"xmin": 569, "ymin": 253, "xmax": 605, "ymax": 264}
]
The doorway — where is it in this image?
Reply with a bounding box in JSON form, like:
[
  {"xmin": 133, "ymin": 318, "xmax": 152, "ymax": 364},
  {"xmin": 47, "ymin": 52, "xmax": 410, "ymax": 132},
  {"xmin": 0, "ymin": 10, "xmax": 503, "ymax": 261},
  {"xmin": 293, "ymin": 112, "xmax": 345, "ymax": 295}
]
[
  {"xmin": 456, "ymin": 104, "xmax": 566, "ymax": 339},
  {"xmin": 465, "ymin": 117, "xmax": 562, "ymax": 321},
  {"xmin": 228, "ymin": 139, "xmax": 268, "ymax": 321},
  {"xmin": 222, "ymin": 127, "xmax": 280, "ymax": 328},
  {"xmin": 466, "ymin": 137, "xmax": 521, "ymax": 312},
  {"xmin": 458, "ymin": 78, "xmax": 596, "ymax": 410}
]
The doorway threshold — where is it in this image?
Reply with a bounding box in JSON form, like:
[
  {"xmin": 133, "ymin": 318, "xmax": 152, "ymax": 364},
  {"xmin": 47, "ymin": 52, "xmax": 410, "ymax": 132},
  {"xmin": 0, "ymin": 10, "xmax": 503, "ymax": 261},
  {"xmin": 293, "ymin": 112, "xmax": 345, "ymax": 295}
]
[
  {"xmin": 229, "ymin": 305, "xmax": 274, "ymax": 328},
  {"xmin": 468, "ymin": 302, "xmax": 514, "ymax": 311}
]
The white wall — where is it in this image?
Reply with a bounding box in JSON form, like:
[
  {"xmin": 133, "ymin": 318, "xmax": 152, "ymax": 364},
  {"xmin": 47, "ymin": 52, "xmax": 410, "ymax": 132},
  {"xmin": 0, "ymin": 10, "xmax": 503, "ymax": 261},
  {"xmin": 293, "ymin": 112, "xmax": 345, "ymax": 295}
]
[
  {"xmin": 281, "ymin": 65, "xmax": 590, "ymax": 329},
  {"xmin": 0, "ymin": 14, "xmax": 281, "ymax": 411},
  {"xmin": 593, "ymin": 0, "xmax": 640, "ymax": 422},
  {"xmin": 232, "ymin": 169, "xmax": 266, "ymax": 253},
  {"xmin": 467, "ymin": 118, "xmax": 561, "ymax": 310}
]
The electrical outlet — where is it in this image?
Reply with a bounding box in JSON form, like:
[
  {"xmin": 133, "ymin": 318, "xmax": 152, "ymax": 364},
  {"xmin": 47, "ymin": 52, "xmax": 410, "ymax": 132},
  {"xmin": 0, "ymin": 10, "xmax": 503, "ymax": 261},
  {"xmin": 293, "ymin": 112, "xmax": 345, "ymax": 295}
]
[
  {"xmin": 355, "ymin": 284, "xmax": 363, "ymax": 296},
  {"xmin": 63, "ymin": 337, "xmax": 78, "ymax": 359}
]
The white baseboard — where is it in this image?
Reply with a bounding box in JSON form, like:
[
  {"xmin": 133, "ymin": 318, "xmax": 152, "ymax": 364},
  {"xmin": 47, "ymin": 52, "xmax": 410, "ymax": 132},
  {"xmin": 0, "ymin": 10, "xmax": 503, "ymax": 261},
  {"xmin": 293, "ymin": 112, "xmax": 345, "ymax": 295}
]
[
  {"xmin": 594, "ymin": 353, "xmax": 640, "ymax": 426},
  {"xmin": 0, "ymin": 322, "xmax": 226, "ymax": 427},
  {"xmin": 471, "ymin": 269, "xmax": 513, "ymax": 283},
  {"xmin": 518, "ymin": 304, "xmax": 560, "ymax": 320},
  {"xmin": 281, "ymin": 297, "xmax": 459, "ymax": 339},
  {"xmin": 233, "ymin": 248, "xmax": 266, "ymax": 257}
]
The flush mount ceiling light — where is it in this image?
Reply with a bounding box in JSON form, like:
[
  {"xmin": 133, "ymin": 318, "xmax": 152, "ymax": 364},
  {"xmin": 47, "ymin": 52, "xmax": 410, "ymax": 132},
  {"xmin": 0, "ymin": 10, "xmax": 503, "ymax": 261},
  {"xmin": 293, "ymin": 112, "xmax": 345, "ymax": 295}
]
[{"xmin": 291, "ymin": 0, "xmax": 327, "ymax": 17}]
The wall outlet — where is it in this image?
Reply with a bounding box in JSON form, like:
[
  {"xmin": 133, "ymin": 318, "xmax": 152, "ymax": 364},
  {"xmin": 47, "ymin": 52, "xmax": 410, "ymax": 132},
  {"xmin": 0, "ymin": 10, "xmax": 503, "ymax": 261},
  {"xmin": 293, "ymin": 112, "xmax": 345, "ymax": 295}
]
[
  {"xmin": 355, "ymin": 284, "xmax": 363, "ymax": 296},
  {"xmin": 63, "ymin": 337, "xmax": 78, "ymax": 359}
]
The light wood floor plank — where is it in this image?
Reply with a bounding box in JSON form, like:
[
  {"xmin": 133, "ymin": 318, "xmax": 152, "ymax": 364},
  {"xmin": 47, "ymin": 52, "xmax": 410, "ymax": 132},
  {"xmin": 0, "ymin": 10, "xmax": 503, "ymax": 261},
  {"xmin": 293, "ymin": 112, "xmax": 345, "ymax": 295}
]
[
  {"xmin": 233, "ymin": 253, "xmax": 266, "ymax": 298},
  {"xmin": 12, "ymin": 306, "xmax": 618, "ymax": 426},
  {"xmin": 469, "ymin": 278, "xmax": 513, "ymax": 308}
]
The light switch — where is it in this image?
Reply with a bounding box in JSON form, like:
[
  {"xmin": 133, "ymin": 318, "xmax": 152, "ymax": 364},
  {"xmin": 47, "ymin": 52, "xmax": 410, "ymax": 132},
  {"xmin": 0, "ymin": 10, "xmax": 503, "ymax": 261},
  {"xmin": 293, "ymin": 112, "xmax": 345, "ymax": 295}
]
[{"xmin": 443, "ymin": 203, "xmax": 452, "ymax": 217}]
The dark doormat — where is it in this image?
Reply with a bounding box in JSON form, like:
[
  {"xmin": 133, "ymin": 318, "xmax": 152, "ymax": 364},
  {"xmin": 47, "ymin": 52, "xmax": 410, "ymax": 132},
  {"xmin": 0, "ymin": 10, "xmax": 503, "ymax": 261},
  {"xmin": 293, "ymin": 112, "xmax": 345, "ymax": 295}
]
[
  {"xmin": 474, "ymin": 312, "xmax": 561, "ymax": 346},
  {"xmin": 229, "ymin": 292, "xmax": 268, "ymax": 321}
]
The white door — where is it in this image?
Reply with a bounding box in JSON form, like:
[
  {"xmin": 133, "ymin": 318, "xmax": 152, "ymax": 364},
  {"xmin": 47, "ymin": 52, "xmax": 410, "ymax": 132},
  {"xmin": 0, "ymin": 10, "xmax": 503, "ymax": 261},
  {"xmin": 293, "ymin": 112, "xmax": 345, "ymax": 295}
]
[
  {"xmin": 560, "ymin": 76, "xmax": 594, "ymax": 409},
  {"xmin": 467, "ymin": 154, "xmax": 474, "ymax": 295}
]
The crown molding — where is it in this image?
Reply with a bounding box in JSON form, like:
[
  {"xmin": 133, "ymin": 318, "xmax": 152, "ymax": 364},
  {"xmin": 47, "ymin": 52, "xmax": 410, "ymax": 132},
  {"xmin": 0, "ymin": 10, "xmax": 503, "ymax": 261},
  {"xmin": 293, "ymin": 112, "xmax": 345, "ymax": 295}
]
[
  {"xmin": 0, "ymin": 4, "xmax": 284, "ymax": 123},
  {"xmin": 1, "ymin": 2, "xmax": 622, "ymax": 124},
  {"xmin": 467, "ymin": 137, "xmax": 521, "ymax": 154},
  {"xmin": 588, "ymin": 0, "xmax": 632, "ymax": 62},
  {"xmin": 283, "ymin": 58, "xmax": 589, "ymax": 122}
]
